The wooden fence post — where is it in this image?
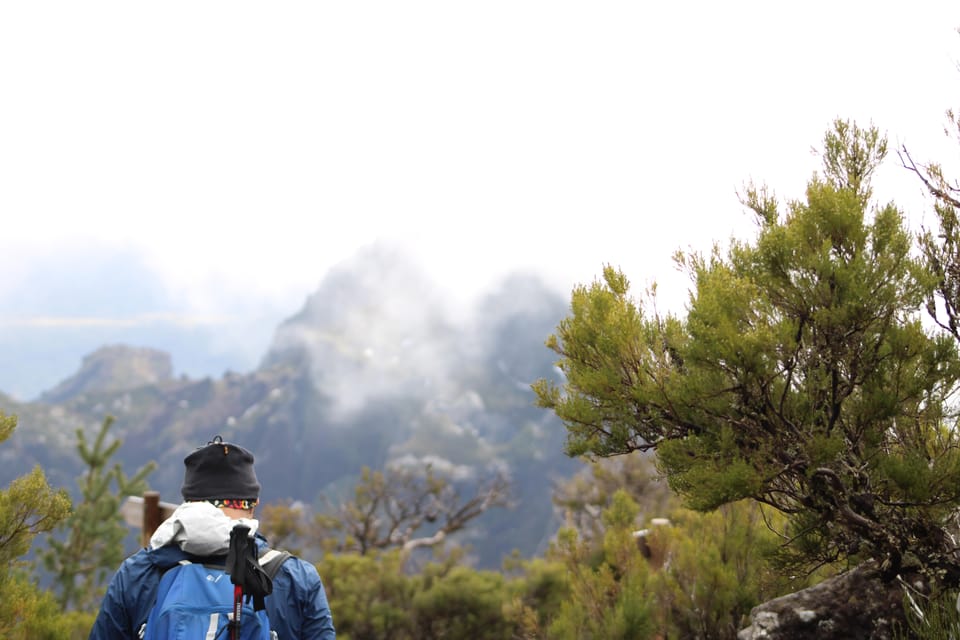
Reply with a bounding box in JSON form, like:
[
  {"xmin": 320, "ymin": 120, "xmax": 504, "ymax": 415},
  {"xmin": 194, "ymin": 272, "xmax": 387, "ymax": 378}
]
[
  {"xmin": 122, "ymin": 492, "xmax": 177, "ymax": 547},
  {"xmin": 142, "ymin": 490, "xmax": 161, "ymax": 548}
]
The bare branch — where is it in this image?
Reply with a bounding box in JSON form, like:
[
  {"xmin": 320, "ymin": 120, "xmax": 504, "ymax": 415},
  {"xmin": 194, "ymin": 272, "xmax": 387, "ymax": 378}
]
[
  {"xmin": 899, "ymin": 146, "xmax": 960, "ymax": 208},
  {"xmin": 318, "ymin": 464, "xmax": 511, "ymax": 556}
]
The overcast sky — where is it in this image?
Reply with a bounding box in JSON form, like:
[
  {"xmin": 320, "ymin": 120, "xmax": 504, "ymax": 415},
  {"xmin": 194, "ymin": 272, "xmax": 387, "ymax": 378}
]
[{"xmin": 2, "ymin": 2, "xmax": 960, "ymax": 328}]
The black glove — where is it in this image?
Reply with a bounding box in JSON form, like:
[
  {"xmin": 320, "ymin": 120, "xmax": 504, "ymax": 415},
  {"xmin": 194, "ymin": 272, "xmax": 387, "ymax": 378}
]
[{"xmin": 225, "ymin": 524, "xmax": 273, "ymax": 611}]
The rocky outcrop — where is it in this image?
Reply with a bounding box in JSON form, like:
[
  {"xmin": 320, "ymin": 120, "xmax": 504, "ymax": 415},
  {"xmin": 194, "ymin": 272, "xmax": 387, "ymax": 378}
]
[
  {"xmin": 39, "ymin": 344, "xmax": 173, "ymax": 403},
  {"xmin": 738, "ymin": 561, "xmax": 914, "ymax": 639}
]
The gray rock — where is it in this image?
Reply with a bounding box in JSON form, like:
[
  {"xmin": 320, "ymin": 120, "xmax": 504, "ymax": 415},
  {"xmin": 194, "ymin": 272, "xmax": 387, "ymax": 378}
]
[{"xmin": 738, "ymin": 562, "xmax": 911, "ymax": 640}]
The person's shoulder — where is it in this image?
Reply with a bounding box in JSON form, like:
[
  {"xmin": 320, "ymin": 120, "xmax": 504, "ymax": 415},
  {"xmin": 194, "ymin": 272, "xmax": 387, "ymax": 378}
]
[
  {"xmin": 274, "ymin": 552, "xmax": 322, "ymax": 585},
  {"xmin": 278, "ymin": 552, "xmax": 316, "ymax": 572},
  {"xmin": 121, "ymin": 544, "xmax": 192, "ymax": 574},
  {"xmin": 108, "ymin": 547, "xmax": 166, "ymax": 589},
  {"xmin": 117, "ymin": 547, "xmax": 153, "ymax": 571}
]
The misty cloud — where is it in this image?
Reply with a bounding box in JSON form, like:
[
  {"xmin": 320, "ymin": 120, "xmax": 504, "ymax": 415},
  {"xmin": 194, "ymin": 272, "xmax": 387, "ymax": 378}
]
[
  {"xmin": 266, "ymin": 244, "xmax": 468, "ymax": 418},
  {"xmin": 388, "ymin": 453, "xmax": 477, "ymax": 482}
]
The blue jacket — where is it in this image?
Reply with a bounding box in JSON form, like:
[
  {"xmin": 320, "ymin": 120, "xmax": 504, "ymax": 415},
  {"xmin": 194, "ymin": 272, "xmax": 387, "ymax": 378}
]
[{"xmin": 88, "ymin": 536, "xmax": 336, "ymax": 639}]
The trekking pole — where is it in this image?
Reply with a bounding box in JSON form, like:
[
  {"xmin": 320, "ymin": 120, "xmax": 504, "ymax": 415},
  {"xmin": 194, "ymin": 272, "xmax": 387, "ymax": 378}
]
[
  {"xmin": 227, "ymin": 525, "xmax": 251, "ymax": 640},
  {"xmin": 232, "ymin": 583, "xmax": 243, "ymax": 640},
  {"xmin": 226, "ymin": 522, "xmax": 274, "ymax": 638}
]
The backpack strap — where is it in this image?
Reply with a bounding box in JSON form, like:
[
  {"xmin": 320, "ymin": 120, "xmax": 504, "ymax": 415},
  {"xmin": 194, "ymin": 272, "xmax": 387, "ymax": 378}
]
[
  {"xmin": 156, "ymin": 548, "xmax": 289, "ymax": 577},
  {"xmin": 258, "ymin": 547, "xmax": 292, "ymax": 580}
]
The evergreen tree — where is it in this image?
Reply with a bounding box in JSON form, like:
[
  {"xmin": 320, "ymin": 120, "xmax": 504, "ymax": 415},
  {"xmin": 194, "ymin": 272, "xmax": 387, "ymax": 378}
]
[
  {"xmin": 535, "ymin": 120, "xmax": 960, "ymax": 583},
  {"xmin": 901, "ymin": 107, "xmax": 960, "ymax": 345},
  {"xmin": 42, "ymin": 416, "xmax": 155, "ymax": 611},
  {"xmin": 0, "ymin": 410, "xmax": 73, "ymax": 637}
]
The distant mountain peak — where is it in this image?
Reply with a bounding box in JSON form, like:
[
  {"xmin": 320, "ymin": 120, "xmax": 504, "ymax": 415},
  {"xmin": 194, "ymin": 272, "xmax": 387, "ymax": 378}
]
[
  {"xmin": 39, "ymin": 344, "xmax": 173, "ymax": 403},
  {"xmin": 263, "ymin": 245, "xmax": 458, "ymax": 396}
]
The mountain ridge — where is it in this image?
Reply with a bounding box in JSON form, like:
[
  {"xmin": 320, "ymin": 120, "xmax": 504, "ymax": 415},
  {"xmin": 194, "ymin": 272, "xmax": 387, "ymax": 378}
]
[{"xmin": 1, "ymin": 247, "xmax": 581, "ymax": 568}]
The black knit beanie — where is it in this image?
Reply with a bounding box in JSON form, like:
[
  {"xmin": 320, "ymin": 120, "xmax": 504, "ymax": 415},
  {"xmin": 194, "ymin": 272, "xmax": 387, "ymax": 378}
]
[{"xmin": 181, "ymin": 435, "xmax": 261, "ymax": 502}]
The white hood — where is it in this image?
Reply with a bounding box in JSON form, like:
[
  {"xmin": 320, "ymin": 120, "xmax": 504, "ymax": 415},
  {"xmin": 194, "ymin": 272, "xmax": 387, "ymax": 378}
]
[{"xmin": 149, "ymin": 501, "xmax": 260, "ymax": 556}]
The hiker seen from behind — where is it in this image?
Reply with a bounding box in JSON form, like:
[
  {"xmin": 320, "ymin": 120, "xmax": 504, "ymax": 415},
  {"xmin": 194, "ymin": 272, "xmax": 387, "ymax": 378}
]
[{"xmin": 89, "ymin": 435, "xmax": 336, "ymax": 639}]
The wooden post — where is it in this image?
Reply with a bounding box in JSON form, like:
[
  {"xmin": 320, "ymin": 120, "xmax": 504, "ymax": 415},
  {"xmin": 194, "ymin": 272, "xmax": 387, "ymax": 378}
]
[
  {"xmin": 121, "ymin": 493, "xmax": 177, "ymax": 547},
  {"xmin": 142, "ymin": 490, "xmax": 161, "ymax": 548}
]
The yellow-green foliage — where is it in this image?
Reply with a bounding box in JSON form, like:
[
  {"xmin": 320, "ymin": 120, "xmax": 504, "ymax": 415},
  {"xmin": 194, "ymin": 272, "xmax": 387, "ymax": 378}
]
[
  {"xmin": 657, "ymin": 429, "xmax": 764, "ymax": 511},
  {"xmin": 310, "ymin": 486, "xmax": 800, "ymax": 639},
  {"xmin": 545, "ymin": 492, "xmax": 801, "ymax": 640},
  {"xmin": 0, "ymin": 571, "xmax": 95, "ymax": 639},
  {"xmin": 0, "ymin": 466, "xmax": 71, "ymax": 564},
  {"xmin": 0, "ymin": 413, "xmax": 71, "ymax": 568},
  {"xmin": 318, "ymin": 548, "xmax": 537, "ymax": 640},
  {"xmin": 0, "ymin": 411, "xmax": 82, "ymax": 636},
  {"xmin": 546, "ymin": 491, "xmax": 655, "ymax": 639},
  {"xmin": 648, "ymin": 502, "xmax": 802, "ymax": 639},
  {"xmin": 535, "ymin": 120, "xmax": 960, "ymax": 578},
  {"xmin": 317, "ymin": 551, "xmax": 415, "ymax": 640},
  {"xmin": 257, "ymin": 499, "xmax": 309, "ymax": 556},
  {"xmin": 502, "ymin": 555, "xmax": 570, "ymax": 637},
  {"xmin": 412, "ymin": 566, "xmax": 512, "ymax": 640}
]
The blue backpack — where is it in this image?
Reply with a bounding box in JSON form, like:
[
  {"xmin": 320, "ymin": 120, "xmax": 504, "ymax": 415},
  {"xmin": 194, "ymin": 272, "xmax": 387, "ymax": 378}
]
[{"xmin": 141, "ymin": 548, "xmax": 290, "ymax": 640}]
